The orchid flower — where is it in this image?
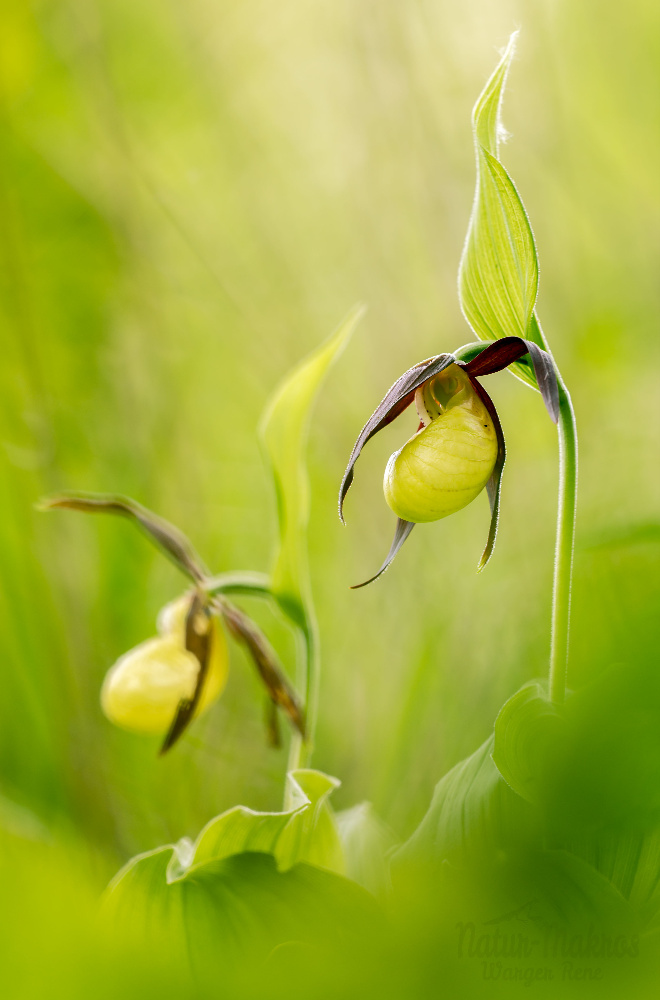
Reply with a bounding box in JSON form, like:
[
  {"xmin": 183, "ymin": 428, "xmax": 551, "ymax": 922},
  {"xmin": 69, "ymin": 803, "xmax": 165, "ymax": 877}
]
[
  {"xmin": 39, "ymin": 494, "xmax": 305, "ymax": 753},
  {"xmin": 339, "ymin": 336, "xmax": 559, "ymax": 587}
]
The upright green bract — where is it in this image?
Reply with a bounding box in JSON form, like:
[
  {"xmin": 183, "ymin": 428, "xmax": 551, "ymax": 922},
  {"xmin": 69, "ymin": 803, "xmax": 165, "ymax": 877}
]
[
  {"xmin": 260, "ymin": 305, "xmax": 365, "ymax": 630},
  {"xmin": 459, "ymin": 32, "xmax": 544, "ymax": 388}
]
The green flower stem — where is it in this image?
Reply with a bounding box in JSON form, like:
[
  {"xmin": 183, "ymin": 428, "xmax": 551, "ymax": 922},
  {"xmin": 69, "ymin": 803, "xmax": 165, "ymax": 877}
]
[
  {"xmin": 204, "ymin": 571, "xmax": 271, "ymax": 598},
  {"xmin": 287, "ymin": 622, "xmax": 318, "ymax": 768},
  {"xmin": 283, "ymin": 620, "xmax": 318, "ymax": 807},
  {"xmin": 549, "ymin": 375, "xmax": 578, "ymax": 704}
]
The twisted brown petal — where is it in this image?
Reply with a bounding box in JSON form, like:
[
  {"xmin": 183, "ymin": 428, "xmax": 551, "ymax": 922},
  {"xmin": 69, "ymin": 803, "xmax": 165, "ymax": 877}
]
[
  {"xmin": 160, "ymin": 591, "xmax": 213, "ymax": 754},
  {"xmin": 217, "ymin": 599, "xmax": 306, "ymax": 738}
]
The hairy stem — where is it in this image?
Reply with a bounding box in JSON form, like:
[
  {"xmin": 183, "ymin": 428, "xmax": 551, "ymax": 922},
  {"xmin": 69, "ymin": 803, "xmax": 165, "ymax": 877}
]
[{"xmin": 549, "ymin": 376, "xmax": 578, "ymax": 703}]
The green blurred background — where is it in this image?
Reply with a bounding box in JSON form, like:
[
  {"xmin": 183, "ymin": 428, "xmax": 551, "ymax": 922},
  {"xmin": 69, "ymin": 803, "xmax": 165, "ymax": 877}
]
[{"xmin": 0, "ymin": 0, "xmax": 658, "ymax": 992}]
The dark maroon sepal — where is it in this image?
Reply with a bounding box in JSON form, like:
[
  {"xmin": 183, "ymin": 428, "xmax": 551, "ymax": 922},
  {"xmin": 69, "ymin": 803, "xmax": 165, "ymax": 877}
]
[
  {"xmin": 160, "ymin": 591, "xmax": 212, "ymax": 754},
  {"xmin": 467, "ymin": 378, "xmax": 506, "ymax": 572},
  {"xmin": 339, "ymin": 354, "xmax": 456, "ymax": 521},
  {"xmin": 464, "ymin": 337, "xmax": 559, "ymax": 424}
]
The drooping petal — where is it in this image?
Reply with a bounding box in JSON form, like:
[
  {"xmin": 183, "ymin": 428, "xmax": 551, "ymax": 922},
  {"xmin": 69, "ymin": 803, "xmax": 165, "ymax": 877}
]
[
  {"xmin": 351, "ymin": 518, "xmax": 415, "ymax": 590},
  {"xmin": 467, "ymin": 377, "xmax": 506, "ymax": 572},
  {"xmin": 463, "ymin": 337, "xmax": 559, "ymax": 423},
  {"xmin": 39, "ymin": 493, "xmax": 208, "ymax": 583},
  {"xmin": 160, "ymin": 591, "xmax": 213, "ymax": 754},
  {"xmin": 339, "ymin": 354, "xmax": 457, "ymax": 521},
  {"xmin": 217, "ymin": 599, "xmax": 306, "ymax": 738}
]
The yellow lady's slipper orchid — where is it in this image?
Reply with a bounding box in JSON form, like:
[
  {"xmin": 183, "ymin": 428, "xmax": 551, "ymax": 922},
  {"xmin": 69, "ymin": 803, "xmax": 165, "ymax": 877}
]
[
  {"xmin": 383, "ymin": 364, "xmax": 498, "ymax": 523},
  {"xmin": 101, "ymin": 593, "xmax": 228, "ymax": 734},
  {"xmin": 340, "ymin": 336, "xmax": 559, "ymax": 586}
]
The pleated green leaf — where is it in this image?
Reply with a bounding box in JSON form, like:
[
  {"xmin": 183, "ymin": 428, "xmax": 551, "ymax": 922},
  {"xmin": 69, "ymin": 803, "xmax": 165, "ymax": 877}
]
[
  {"xmin": 492, "ymin": 679, "xmax": 564, "ymax": 803},
  {"xmin": 260, "ymin": 306, "xmax": 364, "ymax": 629},
  {"xmin": 390, "ymin": 735, "xmax": 638, "ymax": 934},
  {"xmin": 102, "ymin": 850, "xmax": 379, "ymax": 979},
  {"xmin": 108, "ymin": 769, "xmax": 343, "ymax": 890}
]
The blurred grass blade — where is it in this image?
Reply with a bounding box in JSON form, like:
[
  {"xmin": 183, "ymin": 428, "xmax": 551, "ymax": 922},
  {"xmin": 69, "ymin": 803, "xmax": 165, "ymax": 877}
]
[
  {"xmin": 260, "ymin": 305, "xmax": 365, "ymax": 628},
  {"xmin": 39, "ymin": 492, "xmax": 207, "ymax": 582},
  {"xmin": 459, "ymin": 33, "xmax": 544, "ymax": 389},
  {"xmin": 472, "ymin": 31, "xmax": 518, "ymax": 154}
]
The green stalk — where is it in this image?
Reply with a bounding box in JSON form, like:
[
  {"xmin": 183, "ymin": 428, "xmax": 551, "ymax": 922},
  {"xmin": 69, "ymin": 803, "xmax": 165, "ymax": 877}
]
[
  {"xmin": 549, "ymin": 376, "xmax": 578, "ymax": 703},
  {"xmin": 283, "ymin": 619, "xmax": 318, "ymax": 807}
]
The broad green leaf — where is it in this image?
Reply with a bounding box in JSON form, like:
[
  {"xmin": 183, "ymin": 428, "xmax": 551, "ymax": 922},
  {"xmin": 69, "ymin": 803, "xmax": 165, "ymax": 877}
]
[
  {"xmin": 390, "ymin": 734, "xmax": 639, "ymax": 935},
  {"xmin": 461, "ymin": 147, "xmax": 538, "ymax": 341},
  {"xmin": 100, "ymin": 770, "xmax": 364, "ymax": 979},
  {"xmin": 492, "ymin": 679, "xmax": 564, "ymax": 802},
  {"xmin": 260, "ymin": 305, "xmax": 365, "ymax": 628},
  {"xmin": 192, "ymin": 768, "xmax": 344, "ymax": 874},
  {"xmin": 392, "ymin": 736, "xmax": 532, "ymax": 874},
  {"xmin": 459, "ymin": 33, "xmax": 545, "ymax": 389},
  {"xmin": 335, "ymin": 802, "xmax": 398, "ymax": 899},
  {"xmin": 535, "ymin": 661, "xmax": 660, "ymax": 923},
  {"xmin": 478, "ymin": 849, "xmax": 636, "ymax": 934},
  {"xmin": 496, "ymin": 666, "xmax": 660, "ymax": 927},
  {"xmin": 102, "ymin": 850, "xmax": 380, "ymax": 979}
]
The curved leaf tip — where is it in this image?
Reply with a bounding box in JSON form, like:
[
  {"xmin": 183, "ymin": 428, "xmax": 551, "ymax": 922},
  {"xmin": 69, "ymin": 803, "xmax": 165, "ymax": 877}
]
[
  {"xmin": 260, "ymin": 305, "xmax": 365, "ymax": 625},
  {"xmin": 472, "ymin": 32, "xmax": 519, "ymax": 155}
]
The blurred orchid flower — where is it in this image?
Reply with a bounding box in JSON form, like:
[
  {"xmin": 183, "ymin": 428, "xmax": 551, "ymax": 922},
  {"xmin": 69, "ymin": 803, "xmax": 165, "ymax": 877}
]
[
  {"xmin": 39, "ymin": 494, "xmax": 305, "ymax": 753},
  {"xmin": 101, "ymin": 591, "xmax": 228, "ymax": 739},
  {"xmin": 339, "ymin": 336, "xmax": 559, "ymax": 587}
]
